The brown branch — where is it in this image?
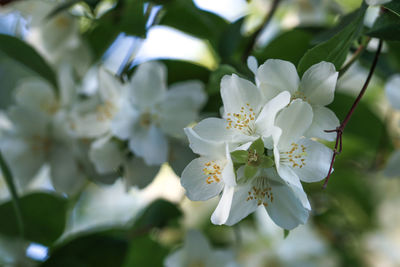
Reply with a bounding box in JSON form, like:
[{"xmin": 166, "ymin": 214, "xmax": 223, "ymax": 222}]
[{"xmin": 323, "ymin": 39, "xmax": 383, "ymax": 188}]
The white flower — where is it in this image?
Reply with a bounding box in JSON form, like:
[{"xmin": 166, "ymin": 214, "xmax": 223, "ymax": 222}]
[
  {"xmin": 256, "ymin": 59, "xmax": 340, "ymax": 141},
  {"xmin": 0, "ymin": 78, "xmax": 85, "ymax": 194},
  {"xmin": 70, "ymin": 67, "xmax": 125, "ymax": 138},
  {"xmin": 88, "ymin": 135, "xmax": 161, "ymax": 189},
  {"xmin": 385, "ymin": 74, "xmax": 400, "ymax": 110},
  {"xmin": 225, "ymin": 167, "xmax": 310, "ymax": 230},
  {"xmin": 164, "ymin": 230, "xmax": 238, "ymax": 267},
  {"xmin": 182, "ymin": 124, "xmax": 236, "ymax": 225},
  {"xmin": 189, "ymin": 74, "xmax": 290, "ymax": 147},
  {"xmin": 111, "ymin": 61, "xmax": 206, "ymax": 165},
  {"xmin": 271, "ymin": 99, "xmax": 333, "ymax": 186},
  {"xmin": 366, "ymin": 0, "xmax": 391, "ymax": 6}
]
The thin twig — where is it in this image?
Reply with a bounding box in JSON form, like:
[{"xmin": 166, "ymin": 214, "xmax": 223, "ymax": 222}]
[
  {"xmin": 323, "ymin": 39, "xmax": 383, "ymax": 188},
  {"xmin": 0, "ymin": 152, "xmax": 24, "ymax": 238},
  {"xmin": 339, "ymin": 37, "xmax": 371, "ymax": 78},
  {"xmin": 241, "ymin": 0, "xmax": 281, "ymax": 62}
]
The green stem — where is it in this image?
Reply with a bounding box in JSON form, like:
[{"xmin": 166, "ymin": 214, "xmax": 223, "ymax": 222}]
[{"xmin": 0, "ymin": 152, "xmax": 24, "ymax": 238}]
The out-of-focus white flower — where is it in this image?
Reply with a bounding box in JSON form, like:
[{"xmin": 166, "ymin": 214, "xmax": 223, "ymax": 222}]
[
  {"xmin": 164, "ymin": 230, "xmax": 238, "ymax": 267},
  {"xmin": 256, "ymin": 59, "xmax": 339, "ymax": 141},
  {"xmin": 111, "ymin": 61, "xmax": 207, "ymax": 165},
  {"xmin": 0, "ymin": 73, "xmax": 85, "ymax": 195},
  {"xmin": 385, "ymin": 74, "xmax": 400, "ymax": 110},
  {"xmin": 366, "ymin": 0, "xmax": 392, "ymax": 6}
]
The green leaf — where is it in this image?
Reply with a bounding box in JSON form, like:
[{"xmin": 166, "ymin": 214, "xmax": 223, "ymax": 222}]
[
  {"xmin": 230, "ymin": 150, "xmax": 249, "ymax": 164},
  {"xmin": 244, "ymin": 165, "xmax": 258, "ymax": 179},
  {"xmin": 42, "ymin": 231, "xmax": 129, "ymax": 266},
  {"xmin": 0, "ymin": 192, "xmax": 67, "ymax": 246},
  {"xmin": 207, "ymin": 64, "xmax": 237, "ymax": 95},
  {"xmin": 250, "ymin": 138, "xmax": 265, "ymax": 156},
  {"xmin": 122, "ymin": 235, "xmax": 168, "ymax": 267},
  {"xmin": 384, "ymin": 1, "xmax": 400, "ymax": 17},
  {"xmin": 284, "ymin": 229, "xmax": 290, "ymax": 238},
  {"xmin": 86, "ymin": 0, "xmax": 147, "ymax": 60},
  {"xmin": 218, "ymin": 18, "xmax": 245, "ymax": 63},
  {"xmin": 367, "ymin": 9, "xmax": 400, "ymax": 41},
  {"xmin": 160, "ymin": 0, "xmax": 229, "ymax": 51},
  {"xmin": 133, "ymin": 199, "xmax": 182, "ymax": 229},
  {"xmin": 0, "ymin": 34, "xmax": 58, "ymax": 89},
  {"xmin": 260, "ymin": 156, "xmax": 274, "ymax": 169},
  {"xmin": 297, "ymin": 4, "xmax": 367, "ymax": 76},
  {"xmin": 255, "ymin": 29, "xmax": 313, "ymax": 66}
]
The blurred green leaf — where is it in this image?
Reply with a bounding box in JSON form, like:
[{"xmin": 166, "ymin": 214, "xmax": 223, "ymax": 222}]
[
  {"xmin": 133, "ymin": 199, "xmax": 182, "ymax": 230},
  {"xmin": 297, "ymin": 4, "xmax": 366, "ymax": 76},
  {"xmin": 42, "ymin": 232, "xmax": 129, "ymax": 267},
  {"xmin": 86, "ymin": 0, "xmax": 146, "ymax": 60},
  {"xmin": 218, "ymin": 18, "xmax": 245, "ymax": 63},
  {"xmin": 0, "ymin": 34, "xmax": 58, "ymax": 89},
  {"xmin": 367, "ymin": 9, "xmax": 400, "ymax": 41},
  {"xmin": 122, "ymin": 235, "xmax": 168, "ymax": 267},
  {"xmin": 160, "ymin": 0, "xmax": 228, "ymax": 50},
  {"xmin": 207, "ymin": 64, "xmax": 237, "ymax": 94},
  {"xmin": 255, "ymin": 29, "xmax": 313, "ymax": 66},
  {"xmin": 162, "ymin": 60, "xmax": 211, "ymax": 85},
  {"xmin": 0, "ymin": 192, "xmax": 67, "ymax": 246},
  {"xmin": 384, "ymin": 1, "xmax": 400, "ymax": 17}
]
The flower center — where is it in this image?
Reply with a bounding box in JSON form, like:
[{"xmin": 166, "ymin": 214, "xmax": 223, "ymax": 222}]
[
  {"xmin": 247, "ymin": 176, "xmax": 273, "ymax": 206},
  {"xmin": 225, "ymin": 103, "xmax": 256, "ymax": 135},
  {"xmin": 291, "ymin": 91, "xmax": 307, "ymax": 102},
  {"xmin": 139, "ymin": 112, "xmax": 153, "ymax": 128},
  {"xmin": 30, "ymin": 135, "xmax": 52, "ymax": 153},
  {"xmin": 280, "ymin": 142, "xmax": 307, "ymax": 168},
  {"xmin": 96, "ymin": 101, "xmax": 117, "ymax": 121},
  {"xmin": 202, "ymin": 161, "xmax": 222, "ymax": 184}
]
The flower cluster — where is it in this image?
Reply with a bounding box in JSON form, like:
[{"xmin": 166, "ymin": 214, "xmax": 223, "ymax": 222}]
[
  {"xmin": 0, "ymin": 61, "xmax": 206, "ymax": 194},
  {"xmin": 181, "ymin": 59, "xmax": 338, "ymax": 230}
]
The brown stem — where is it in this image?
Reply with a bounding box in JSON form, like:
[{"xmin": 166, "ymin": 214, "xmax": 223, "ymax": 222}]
[
  {"xmin": 323, "ymin": 39, "xmax": 383, "ymax": 188},
  {"xmin": 241, "ymin": 0, "xmax": 281, "ymax": 63}
]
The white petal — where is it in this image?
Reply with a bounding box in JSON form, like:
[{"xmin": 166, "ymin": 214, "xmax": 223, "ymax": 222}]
[
  {"xmin": 247, "ymin": 56, "xmax": 258, "ymax": 76},
  {"xmin": 128, "ymin": 124, "xmax": 168, "ymax": 165},
  {"xmin": 366, "ymin": 0, "xmax": 391, "ymax": 6},
  {"xmin": 0, "ymin": 136, "xmax": 45, "ymax": 187},
  {"xmin": 98, "ymin": 67, "xmax": 123, "ymax": 102},
  {"xmin": 220, "ymin": 74, "xmax": 262, "ymax": 115},
  {"xmin": 164, "ymin": 250, "xmax": 184, "ymax": 267},
  {"xmin": 305, "ymin": 106, "xmax": 339, "ymax": 141},
  {"xmin": 277, "ymin": 164, "xmax": 302, "ymax": 188},
  {"xmin": 8, "ymin": 106, "xmax": 48, "ymax": 136},
  {"xmin": 184, "ymin": 128, "xmax": 225, "ymax": 158},
  {"xmin": 183, "ymin": 230, "xmax": 211, "ymax": 262},
  {"xmin": 124, "ymin": 157, "xmax": 160, "ymax": 189},
  {"xmin": 129, "ymin": 61, "xmax": 167, "ymax": 110},
  {"xmin": 111, "ymin": 100, "xmax": 139, "ymax": 140},
  {"xmin": 384, "ymin": 150, "xmax": 400, "ymax": 177},
  {"xmin": 222, "ymin": 144, "xmax": 236, "ymax": 187},
  {"xmin": 276, "ymin": 99, "xmax": 313, "ymax": 150},
  {"xmin": 265, "ymin": 179, "xmax": 309, "ymax": 230},
  {"xmin": 299, "ymin": 61, "xmax": 338, "ymax": 106},
  {"xmin": 181, "ymin": 157, "xmax": 224, "ymax": 201},
  {"xmin": 225, "ymin": 182, "xmax": 258, "ymax": 226},
  {"xmin": 14, "ymin": 78, "xmax": 56, "ymax": 115},
  {"xmin": 289, "ymin": 138, "xmax": 333, "ymax": 183},
  {"xmin": 89, "ymin": 136, "xmax": 123, "ymax": 174},
  {"xmin": 257, "ymin": 59, "xmax": 300, "ymax": 101},
  {"xmin": 167, "ymin": 80, "xmax": 207, "ymax": 110},
  {"xmin": 168, "ymin": 138, "xmax": 196, "ymax": 176},
  {"xmin": 211, "ymin": 185, "xmax": 235, "ymax": 225},
  {"xmin": 50, "ymin": 145, "xmax": 86, "ymax": 195},
  {"xmin": 255, "ymin": 91, "xmax": 291, "ymax": 137},
  {"xmin": 385, "ymin": 74, "xmax": 400, "ymax": 110},
  {"xmin": 191, "ymin": 117, "xmax": 236, "ymax": 142}
]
